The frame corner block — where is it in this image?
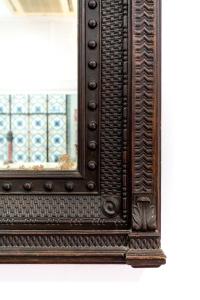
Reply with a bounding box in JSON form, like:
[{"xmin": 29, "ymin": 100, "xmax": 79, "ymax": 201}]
[{"xmin": 126, "ymin": 248, "xmax": 166, "ymax": 268}]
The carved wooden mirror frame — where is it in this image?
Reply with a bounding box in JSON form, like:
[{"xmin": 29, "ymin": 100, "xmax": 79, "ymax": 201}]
[{"xmin": 0, "ymin": 0, "xmax": 166, "ymax": 268}]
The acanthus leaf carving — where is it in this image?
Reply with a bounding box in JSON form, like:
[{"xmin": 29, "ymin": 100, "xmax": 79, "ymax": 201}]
[{"xmin": 132, "ymin": 195, "xmax": 156, "ymax": 231}]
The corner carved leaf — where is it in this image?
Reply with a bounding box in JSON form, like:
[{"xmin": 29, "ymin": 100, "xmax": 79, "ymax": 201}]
[{"xmin": 132, "ymin": 202, "xmax": 156, "ymax": 231}]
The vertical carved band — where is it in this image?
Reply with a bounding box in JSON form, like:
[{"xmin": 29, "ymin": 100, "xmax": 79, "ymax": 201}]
[
  {"xmin": 101, "ymin": 0, "xmax": 129, "ymax": 221},
  {"xmin": 101, "ymin": 0, "xmax": 123, "ymax": 214},
  {"xmin": 122, "ymin": 0, "xmax": 129, "ymax": 220},
  {"xmin": 132, "ymin": 0, "xmax": 160, "ymax": 230}
]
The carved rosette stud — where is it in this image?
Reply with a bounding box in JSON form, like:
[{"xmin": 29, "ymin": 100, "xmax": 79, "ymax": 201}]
[
  {"xmin": 102, "ymin": 197, "xmax": 120, "ymax": 218},
  {"xmin": 88, "ymin": 19, "xmax": 97, "ymax": 29},
  {"xmin": 132, "ymin": 196, "xmax": 156, "ymax": 231}
]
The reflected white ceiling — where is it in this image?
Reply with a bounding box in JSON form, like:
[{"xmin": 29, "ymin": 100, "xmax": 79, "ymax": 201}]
[
  {"xmin": 0, "ymin": 0, "xmax": 11, "ymax": 16},
  {"xmin": 0, "ymin": 0, "xmax": 77, "ymax": 16}
]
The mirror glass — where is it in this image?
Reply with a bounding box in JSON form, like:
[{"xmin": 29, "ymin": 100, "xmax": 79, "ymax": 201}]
[{"xmin": 0, "ymin": 0, "xmax": 78, "ymax": 171}]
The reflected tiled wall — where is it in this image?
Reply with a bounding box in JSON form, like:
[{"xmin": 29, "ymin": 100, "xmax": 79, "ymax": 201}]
[{"xmin": 0, "ymin": 94, "xmax": 77, "ymax": 166}]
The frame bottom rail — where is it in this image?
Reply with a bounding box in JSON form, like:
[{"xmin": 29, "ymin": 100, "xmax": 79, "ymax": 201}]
[{"xmin": 0, "ymin": 248, "xmax": 166, "ymax": 267}]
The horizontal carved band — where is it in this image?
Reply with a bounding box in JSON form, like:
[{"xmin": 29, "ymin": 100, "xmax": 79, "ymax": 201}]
[
  {"xmin": 129, "ymin": 237, "xmax": 160, "ymax": 250},
  {"xmin": 0, "ymin": 232, "xmax": 161, "ymax": 250},
  {"xmin": 0, "ymin": 194, "xmax": 127, "ymax": 226},
  {"xmin": 0, "ymin": 195, "xmax": 101, "ymax": 223},
  {"xmin": 0, "ymin": 233, "xmax": 128, "ymax": 249}
]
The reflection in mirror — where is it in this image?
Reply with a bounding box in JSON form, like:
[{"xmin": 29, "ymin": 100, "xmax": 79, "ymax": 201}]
[{"xmin": 0, "ymin": 0, "xmax": 78, "ymax": 171}]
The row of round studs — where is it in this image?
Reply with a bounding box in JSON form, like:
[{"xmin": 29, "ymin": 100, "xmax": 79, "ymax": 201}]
[
  {"xmin": 87, "ymin": 0, "xmax": 98, "ymax": 180},
  {"xmin": 1, "ymin": 181, "xmax": 96, "ymax": 192}
]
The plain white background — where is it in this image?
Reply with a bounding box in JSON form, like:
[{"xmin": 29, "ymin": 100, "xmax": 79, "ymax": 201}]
[{"xmin": 0, "ymin": 0, "xmax": 200, "ymax": 299}]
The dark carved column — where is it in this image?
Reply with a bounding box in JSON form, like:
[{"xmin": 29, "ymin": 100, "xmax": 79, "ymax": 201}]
[{"xmin": 126, "ymin": 0, "xmax": 166, "ymax": 267}]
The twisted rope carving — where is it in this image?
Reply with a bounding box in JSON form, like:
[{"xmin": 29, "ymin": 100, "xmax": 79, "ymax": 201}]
[
  {"xmin": 130, "ymin": 237, "xmax": 160, "ymax": 250},
  {"xmin": 0, "ymin": 234, "xmax": 128, "ymax": 248}
]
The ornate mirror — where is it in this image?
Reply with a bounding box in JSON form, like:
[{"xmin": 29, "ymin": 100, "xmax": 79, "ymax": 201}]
[{"xmin": 0, "ymin": 0, "xmax": 166, "ymax": 268}]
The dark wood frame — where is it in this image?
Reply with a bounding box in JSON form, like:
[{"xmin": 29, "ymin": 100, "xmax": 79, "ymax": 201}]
[{"xmin": 0, "ymin": 0, "xmax": 166, "ymax": 268}]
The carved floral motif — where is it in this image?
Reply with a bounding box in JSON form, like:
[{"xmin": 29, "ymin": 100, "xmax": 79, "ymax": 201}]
[{"xmin": 132, "ymin": 196, "xmax": 156, "ymax": 231}]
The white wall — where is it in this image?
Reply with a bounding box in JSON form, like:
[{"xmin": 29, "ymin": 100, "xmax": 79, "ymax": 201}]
[
  {"xmin": 0, "ymin": 16, "xmax": 77, "ymax": 93},
  {"xmin": 0, "ymin": 1, "xmax": 199, "ymax": 299}
]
